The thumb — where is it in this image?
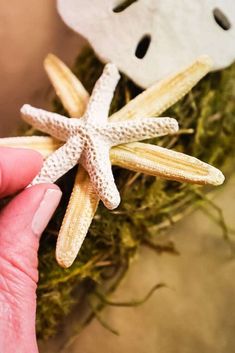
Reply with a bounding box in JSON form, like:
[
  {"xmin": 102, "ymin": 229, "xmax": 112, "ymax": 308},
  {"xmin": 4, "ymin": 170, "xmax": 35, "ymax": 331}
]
[
  {"xmin": 0, "ymin": 184, "xmax": 61, "ymax": 353},
  {"xmin": 0, "ymin": 184, "xmax": 62, "ymax": 280}
]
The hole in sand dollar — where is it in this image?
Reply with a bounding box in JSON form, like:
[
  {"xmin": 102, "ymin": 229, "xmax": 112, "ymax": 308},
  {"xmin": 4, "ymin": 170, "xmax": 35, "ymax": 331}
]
[
  {"xmin": 213, "ymin": 8, "xmax": 231, "ymax": 31},
  {"xmin": 113, "ymin": 0, "xmax": 138, "ymax": 13},
  {"xmin": 135, "ymin": 34, "xmax": 151, "ymax": 59}
]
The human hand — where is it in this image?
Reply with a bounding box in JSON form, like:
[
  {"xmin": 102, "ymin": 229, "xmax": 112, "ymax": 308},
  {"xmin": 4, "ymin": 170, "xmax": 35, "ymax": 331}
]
[{"xmin": 0, "ymin": 147, "xmax": 62, "ymax": 353}]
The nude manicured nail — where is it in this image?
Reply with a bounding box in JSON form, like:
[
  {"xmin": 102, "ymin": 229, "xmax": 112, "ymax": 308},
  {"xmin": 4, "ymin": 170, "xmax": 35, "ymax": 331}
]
[{"xmin": 32, "ymin": 189, "xmax": 62, "ymax": 236}]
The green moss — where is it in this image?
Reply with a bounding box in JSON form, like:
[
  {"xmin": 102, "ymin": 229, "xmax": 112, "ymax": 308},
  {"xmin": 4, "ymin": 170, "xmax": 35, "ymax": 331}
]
[{"xmin": 34, "ymin": 48, "xmax": 235, "ymax": 339}]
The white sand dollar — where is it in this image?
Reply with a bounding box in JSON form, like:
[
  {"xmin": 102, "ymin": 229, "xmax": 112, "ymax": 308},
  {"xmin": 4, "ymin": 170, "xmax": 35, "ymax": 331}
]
[{"xmin": 57, "ymin": 0, "xmax": 235, "ymax": 88}]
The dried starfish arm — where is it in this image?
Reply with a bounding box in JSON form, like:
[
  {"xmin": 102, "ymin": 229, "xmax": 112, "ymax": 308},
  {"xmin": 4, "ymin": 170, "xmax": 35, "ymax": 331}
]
[
  {"xmin": 83, "ymin": 142, "xmax": 120, "ymax": 210},
  {"xmin": 57, "ymin": 165, "xmax": 99, "ymax": 267},
  {"xmin": 46, "ymin": 54, "xmax": 213, "ymax": 268},
  {"xmin": 21, "ymin": 104, "xmax": 71, "ymax": 141},
  {"xmin": 85, "ymin": 63, "xmax": 120, "ymax": 123},
  {"xmin": 44, "ymin": 54, "xmax": 89, "ymax": 117},
  {"xmin": 31, "ymin": 136, "xmax": 83, "ymax": 185},
  {"xmin": 55, "ymin": 167, "xmax": 99, "ymax": 268},
  {"xmin": 110, "ymin": 55, "xmax": 212, "ymax": 122},
  {"xmin": 106, "ymin": 117, "xmax": 178, "ymax": 145},
  {"xmin": 111, "ymin": 142, "xmax": 225, "ymax": 186},
  {"xmin": 0, "ymin": 136, "xmax": 61, "ymax": 158}
]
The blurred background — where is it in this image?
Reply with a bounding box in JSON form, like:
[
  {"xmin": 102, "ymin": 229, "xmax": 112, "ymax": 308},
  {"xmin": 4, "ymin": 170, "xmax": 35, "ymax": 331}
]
[
  {"xmin": 0, "ymin": 0, "xmax": 84, "ymax": 137},
  {"xmin": 1, "ymin": 1, "xmax": 235, "ymax": 353}
]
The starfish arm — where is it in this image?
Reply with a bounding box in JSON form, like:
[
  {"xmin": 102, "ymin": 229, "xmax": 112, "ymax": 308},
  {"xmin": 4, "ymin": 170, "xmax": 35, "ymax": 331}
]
[
  {"xmin": 0, "ymin": 136, "xmax": 62, "ymax": 158},
  {"xmin": 110, "ymin": 142, "xmax": 225, "ymax": 186},
  {"xmin": 110, "ymin": 56, "xmax": 212, "ymax": 122},
  {"xmin": 83, "ymin": 142, "xmax": 120, "ymax": 210},
  {"xmin": 56, "ymin": 167, "xmax": 99, "ymax": 268},
  {"xmin": 105, "ymin": 117, "xmax": 179, "ymax": 146},
  {"xmin": 84, "ymin": 63, "xmax": 120, "ymax": 123},
  {"xmin": 31, "ymin": 136, "xmax": 83, "ymax": 185},
  {"xmin": 21, "ymin": 104, "xmax": 71, "ymax": 141},
  {"xmin": 44, "ymin": 54, "xmax": 89, "ymax": 118}
]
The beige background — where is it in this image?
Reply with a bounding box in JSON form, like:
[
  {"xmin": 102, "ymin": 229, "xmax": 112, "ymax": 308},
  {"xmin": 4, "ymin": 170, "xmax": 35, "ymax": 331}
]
[
  {"xmin": 0, "ymin": 2, "xmax": 235, "ymax": 353},
  {"xmin": 0, "ymin": 0, "xmax": 85, "ymax": 137}
]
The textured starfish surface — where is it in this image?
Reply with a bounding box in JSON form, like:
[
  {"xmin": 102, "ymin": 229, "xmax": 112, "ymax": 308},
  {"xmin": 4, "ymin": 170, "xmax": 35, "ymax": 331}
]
[
  {"xmin": 0, "ymin": 54, "xmax": 225, "ymax": 267},
  {"xmin": 21, "ymin": 64, "xmax": 179, "ymax": 209}
]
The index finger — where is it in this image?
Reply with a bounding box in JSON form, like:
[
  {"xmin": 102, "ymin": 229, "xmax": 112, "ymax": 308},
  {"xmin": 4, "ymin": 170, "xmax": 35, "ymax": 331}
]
[{"xmin": 0, "ymin": 147, "xmax": 43, "ymax": 198}]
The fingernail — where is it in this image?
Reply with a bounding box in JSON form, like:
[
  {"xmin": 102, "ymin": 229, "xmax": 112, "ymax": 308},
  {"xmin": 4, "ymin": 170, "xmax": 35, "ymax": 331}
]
[{"xmin": 32, "ymin": 188, "xmax": 62, "ymax": 236}]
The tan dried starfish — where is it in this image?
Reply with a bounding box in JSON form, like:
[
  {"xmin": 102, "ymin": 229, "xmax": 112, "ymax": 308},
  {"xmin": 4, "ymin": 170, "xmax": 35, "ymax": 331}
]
[{"xmin": 0, "ymin": 54, "xmax": 224, "ymax": 268}]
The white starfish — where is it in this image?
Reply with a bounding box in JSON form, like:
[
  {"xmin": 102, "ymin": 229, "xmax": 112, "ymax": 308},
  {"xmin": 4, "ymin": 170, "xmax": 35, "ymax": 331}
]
[{"xmin": 21, "ymin": 63, "xmax": 179, "ymax": 210}]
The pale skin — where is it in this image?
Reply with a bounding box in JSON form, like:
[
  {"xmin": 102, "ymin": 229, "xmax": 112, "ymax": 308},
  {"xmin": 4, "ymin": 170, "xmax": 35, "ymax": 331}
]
[{"xmin": 0, "ymin": 147, "xmax": 62, "ymax": 353}]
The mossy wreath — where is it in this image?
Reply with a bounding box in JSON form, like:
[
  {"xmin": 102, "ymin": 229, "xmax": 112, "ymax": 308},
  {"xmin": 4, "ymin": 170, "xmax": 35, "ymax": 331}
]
[{"xmin": 20, "ymin": 48, "xmax": 235, "ymax": 340}]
